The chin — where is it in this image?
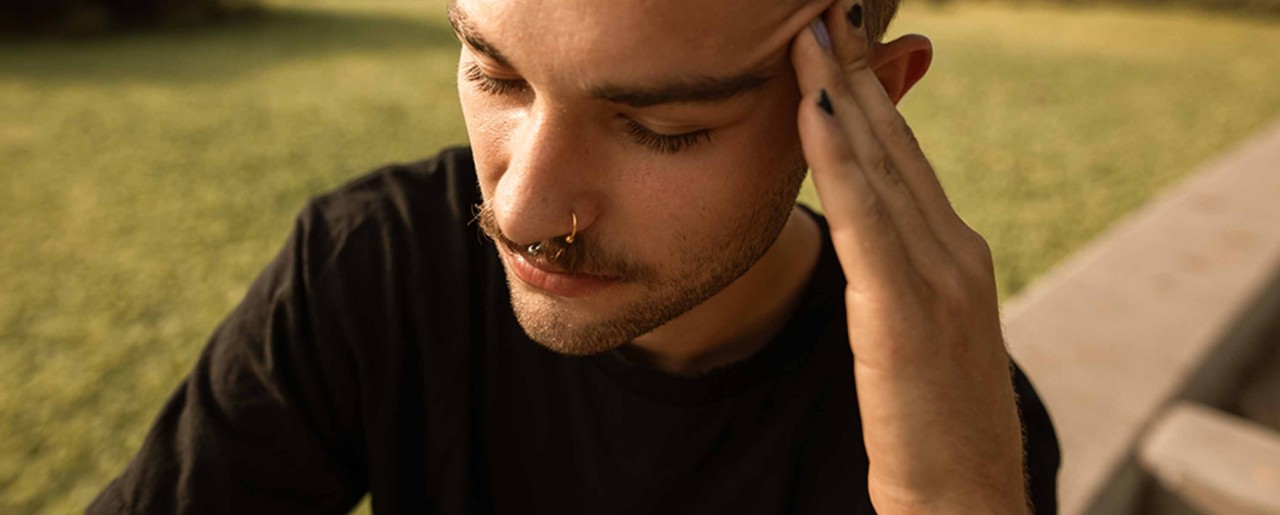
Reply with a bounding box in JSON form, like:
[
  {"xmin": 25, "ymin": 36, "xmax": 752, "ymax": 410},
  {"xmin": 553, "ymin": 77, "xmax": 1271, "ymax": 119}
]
[
  {"xmin": 502, "ymin": 246, "xmax": 751, "ymax": 357},
  {"xmin": 501, "ymin": 275, "xmax": 655, "ymax": 356}
]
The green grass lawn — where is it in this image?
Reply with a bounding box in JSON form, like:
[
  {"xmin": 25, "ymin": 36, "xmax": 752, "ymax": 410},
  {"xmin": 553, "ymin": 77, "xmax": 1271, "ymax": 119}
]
[{"xmin": 1, "ymin": 1, "xmax": 1278, "ymax": 513}]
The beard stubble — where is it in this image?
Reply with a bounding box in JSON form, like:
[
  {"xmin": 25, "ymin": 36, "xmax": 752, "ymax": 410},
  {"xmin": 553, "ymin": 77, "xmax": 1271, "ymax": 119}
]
[{"xmin": 473, "ymin": 160, "xmax": 808, "ymax": 357}]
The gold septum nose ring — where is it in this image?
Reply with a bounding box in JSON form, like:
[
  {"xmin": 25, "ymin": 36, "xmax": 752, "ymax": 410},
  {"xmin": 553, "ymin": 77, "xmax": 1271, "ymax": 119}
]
[{"xmin": 526, "ymin": 211, "xmax": 577, "ymax": 262}]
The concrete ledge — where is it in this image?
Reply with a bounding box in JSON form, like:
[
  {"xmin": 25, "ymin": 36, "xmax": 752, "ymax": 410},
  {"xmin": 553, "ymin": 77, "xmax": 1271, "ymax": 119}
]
[
  {"xmin": 1000, "ymin": 119, "xmax": 1280, "ymax": 514},
  {"xmin": 1237, "ymin": 322, "xmax": 1280, "ymax": 432},
  {"xmin": 1138, "ymin": 402, "xmax": 1280, "ymax": 514}
]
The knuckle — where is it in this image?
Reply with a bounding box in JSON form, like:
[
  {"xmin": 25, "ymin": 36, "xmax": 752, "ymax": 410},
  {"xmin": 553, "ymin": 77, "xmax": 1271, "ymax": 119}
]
[
  {"xmin": 841, "ymin": 56, "xmax": 871, "ymax": 78},
  {"xmin": 875, "ymin": 111, "xmax": 923, "ymax": 153},
  {"xmin": 866, "ymin": 152, "xmax": 888, "ymax": 178},
  {"xmin": 895, "ymin": 120, "xmax": 921, "ymax": 149},
  {"xmin": 875, "ymin": 113, "xmax": 900, "ymax": 140},
  {"xmin": 880, "ymin": 161, "xmax": 905, "ymax": 189},
  {"xmin": 960, "ymin": 227, "xmax": 990, "ymax": 252},
  {"xmin": 961, "ymin": 230, "xmax": 996, "ymax": 272}
]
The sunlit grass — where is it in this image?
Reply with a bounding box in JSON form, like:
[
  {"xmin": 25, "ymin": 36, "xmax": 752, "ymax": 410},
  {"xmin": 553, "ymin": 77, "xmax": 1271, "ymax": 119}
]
[
  {"xmin": 1, "ymin": 1, "xmax": 1277, "ymax": 513},
  {"xmin": 870, "ymin": 1, "xmax": 1280, "ymax": 295}
]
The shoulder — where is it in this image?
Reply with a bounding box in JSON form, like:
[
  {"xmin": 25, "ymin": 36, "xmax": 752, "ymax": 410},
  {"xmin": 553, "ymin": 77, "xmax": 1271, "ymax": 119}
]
[
  {"xmin": 303, "ymin": 146, "xmax": 479, "ymax": 239},
  {"xmin": 250, "ymin": 147, "xmax": 493, "ymax": 331},
  {"xmin": 288, "ymin": 147, "xmax": 481, "ymax": 277}
]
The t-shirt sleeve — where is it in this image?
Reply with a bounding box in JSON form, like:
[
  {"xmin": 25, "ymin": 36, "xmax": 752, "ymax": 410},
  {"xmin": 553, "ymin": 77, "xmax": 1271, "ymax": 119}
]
[
  {"xmin": 87, "ymin": 202, "xmax": 368, "ymax": 514},
  {"xmin": 1013, "ymin": 360, "xmax": 1062, "ymax": 515}
]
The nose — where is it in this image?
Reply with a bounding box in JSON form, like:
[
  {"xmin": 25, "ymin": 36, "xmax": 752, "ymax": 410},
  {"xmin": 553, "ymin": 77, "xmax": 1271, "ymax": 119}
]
[{"xmin": 491, "ymin": 105, "xmax": 598, "ymax": 246}]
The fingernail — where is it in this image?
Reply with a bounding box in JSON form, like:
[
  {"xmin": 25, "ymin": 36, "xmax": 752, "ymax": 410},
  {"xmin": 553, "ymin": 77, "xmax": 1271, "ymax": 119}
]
[
  {"xmin": 809, "ymin": 18, "xmax": 832, "ymax": 53},
  {"xmin": 847, "ymin": 2, "xmax": 863, "ymax": 30},
  {"xmin": 817, "ymin": 89, "xmax": 835, "ymax": 117}
]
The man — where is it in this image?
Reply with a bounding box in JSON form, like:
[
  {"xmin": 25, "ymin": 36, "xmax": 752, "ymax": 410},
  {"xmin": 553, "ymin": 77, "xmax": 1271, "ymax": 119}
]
[{"xmin": 90, "ymin": 0, "xmax": 1060, "ymax": 512}]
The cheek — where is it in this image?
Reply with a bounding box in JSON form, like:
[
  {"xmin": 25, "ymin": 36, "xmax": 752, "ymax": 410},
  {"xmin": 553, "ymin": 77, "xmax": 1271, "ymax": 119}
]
[
  {"xmin": 746, "ymin": 82, "xmax": 805, "ymax": 168},
  {"xmin": 458, "ymin": 88, "xmax": 512, "ymax": 199},
  {"xmin": 625, "ymin": 88, "xmax": 805, "ymax": 235},
  {"xmin": 703, "ymin": 99, "xmax": 804, "ymax": 200}
]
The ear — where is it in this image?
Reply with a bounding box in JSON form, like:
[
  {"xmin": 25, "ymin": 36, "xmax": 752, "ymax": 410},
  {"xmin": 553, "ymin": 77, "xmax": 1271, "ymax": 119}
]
[{"xmin": 867, "ymin": 34, "xmax": 933, "ymax": 105}]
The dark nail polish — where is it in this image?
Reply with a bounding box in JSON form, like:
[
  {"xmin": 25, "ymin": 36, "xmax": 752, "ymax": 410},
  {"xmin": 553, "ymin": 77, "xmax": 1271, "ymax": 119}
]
[
  {"xmin": 847, "ymin": 3, "xmax": 863, "ymax": 29},
  {"xmin": 817, "ymin": 89, "xmax": 834, "ymax": 116}
]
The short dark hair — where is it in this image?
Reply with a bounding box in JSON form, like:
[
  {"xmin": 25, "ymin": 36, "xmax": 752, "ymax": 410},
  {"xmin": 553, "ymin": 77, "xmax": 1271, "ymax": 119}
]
[{"xmin": 864, "ymin": 0, "xmax": 902, "ymax": 43}]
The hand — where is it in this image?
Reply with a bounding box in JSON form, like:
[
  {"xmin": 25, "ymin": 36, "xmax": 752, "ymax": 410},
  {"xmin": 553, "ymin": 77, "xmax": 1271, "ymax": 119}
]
[{"xmin": 790, "ymin": 3, "xmax": 1027, "ymax": 513}]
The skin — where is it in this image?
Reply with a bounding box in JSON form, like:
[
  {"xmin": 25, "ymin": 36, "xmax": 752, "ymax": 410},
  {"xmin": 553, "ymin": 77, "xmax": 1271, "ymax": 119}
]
[
  {"xmin": 460, "ymin": 0, "xmax": 829, "ymax": 367},
  {"xmin": 456, "ymin": 0, "xmax": 1028, "ymax": 511},
  {"xmin": 796, "ymin": 2, "xmax": 1027, "ymax": 511}
]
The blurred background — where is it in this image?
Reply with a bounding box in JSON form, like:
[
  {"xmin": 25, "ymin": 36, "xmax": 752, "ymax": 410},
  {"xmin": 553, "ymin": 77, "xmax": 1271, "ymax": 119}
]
[{"xmin": 2, "ymin": 0, "xmax": 1279, "ymax": 513}]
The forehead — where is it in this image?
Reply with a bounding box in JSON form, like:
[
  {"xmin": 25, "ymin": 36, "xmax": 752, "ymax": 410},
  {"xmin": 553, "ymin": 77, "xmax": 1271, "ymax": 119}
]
[{"xmin": 454, "ymin": 0, "xmax": 817, "ymax": 84}]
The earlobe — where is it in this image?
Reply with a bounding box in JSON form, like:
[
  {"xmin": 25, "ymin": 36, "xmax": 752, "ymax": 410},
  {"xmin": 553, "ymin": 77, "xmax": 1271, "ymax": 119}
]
[{"xmin": 868, "ymin": 34, "xmax": 933, "ymax": 105}]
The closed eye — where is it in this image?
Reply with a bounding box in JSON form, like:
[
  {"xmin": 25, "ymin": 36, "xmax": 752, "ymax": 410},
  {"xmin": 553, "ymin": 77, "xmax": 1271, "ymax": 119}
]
[
  {"xmin": 463, "ymin": 62, "xmax": 713, "ymax": 155},
  {"xmin": 621, "ymin": 119, "xmax": 712, "ymax": 154}
]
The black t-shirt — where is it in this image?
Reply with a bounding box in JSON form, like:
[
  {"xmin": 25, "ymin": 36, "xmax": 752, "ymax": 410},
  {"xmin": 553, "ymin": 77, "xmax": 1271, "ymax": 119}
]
[{"xmin": 89, "ymin": 147, "xmax": 1061, "ymax": 514}]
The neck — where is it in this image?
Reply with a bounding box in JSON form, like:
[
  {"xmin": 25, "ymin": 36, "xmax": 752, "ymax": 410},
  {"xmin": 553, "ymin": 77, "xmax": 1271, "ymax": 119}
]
[{"xmin": 620, "ymin": 205, "xmax": 822, "ymax": 376}]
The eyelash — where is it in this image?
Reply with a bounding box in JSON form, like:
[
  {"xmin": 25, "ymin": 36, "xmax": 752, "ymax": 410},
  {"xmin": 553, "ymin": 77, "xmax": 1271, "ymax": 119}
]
[
  {"xmin": 463, "ymin": 62, "xmax": 528, "ymax": 96},
  {"xmin": 462, "ymin": 62, "xmax": 712, "ymax": 155},
  {"xmin": 621, "ymin": 120, "xmax": 712, "ymax": 155}
]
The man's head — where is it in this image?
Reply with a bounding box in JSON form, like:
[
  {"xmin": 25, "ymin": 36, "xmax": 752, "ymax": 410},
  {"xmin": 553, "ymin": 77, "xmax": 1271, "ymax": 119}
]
[{"xmin": 459, "ymin": 0, "xmax": 920, "ymax": 356}]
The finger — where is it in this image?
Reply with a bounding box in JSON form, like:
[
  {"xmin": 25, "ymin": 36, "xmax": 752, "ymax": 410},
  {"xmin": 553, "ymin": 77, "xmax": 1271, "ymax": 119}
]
[
  {"xmin": 792, "ymin": 17, "xmax": 884, "ymax": 182},
  {"xmin": 798, "ymin": 88, "xmax": 923, "ymax": 296},
  {"xmin": 797, "ymin": 13, "xmax": 956, "ymax": 279},
  {"xmin": 795, "ymin": 24, "xmax": 923, "ymax": 294},
  {"xmin": 828, "ymin": 0, "xmax": 974, "ymax": 253}
]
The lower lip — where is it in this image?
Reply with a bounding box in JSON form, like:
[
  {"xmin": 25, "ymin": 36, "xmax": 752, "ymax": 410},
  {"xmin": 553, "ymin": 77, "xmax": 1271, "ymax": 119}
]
[{"xmin": 505, "ymin": 249, "xmax": 618, "ymax": 297}]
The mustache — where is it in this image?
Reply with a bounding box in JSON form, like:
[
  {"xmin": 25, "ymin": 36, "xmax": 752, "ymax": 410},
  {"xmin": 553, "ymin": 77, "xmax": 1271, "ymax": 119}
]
[{"xmin": 470, "ymin": 201, "xmax": 646, "ymax": 281}]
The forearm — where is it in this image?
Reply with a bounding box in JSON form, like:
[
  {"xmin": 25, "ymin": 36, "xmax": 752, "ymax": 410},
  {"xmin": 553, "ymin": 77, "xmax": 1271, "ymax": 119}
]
[{"xmin": 860, "ymin": 358, "xmax": 1030, "ymax": 515}]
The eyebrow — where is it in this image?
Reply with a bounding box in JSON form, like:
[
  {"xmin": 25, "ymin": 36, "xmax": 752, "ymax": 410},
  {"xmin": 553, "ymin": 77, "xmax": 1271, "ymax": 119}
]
[
  {"xmin": 447, "ymin": 2, "xmax": 514, "ymax": 68},
  {"xmin": 446, "ymin": 2, "xmax": 775, "ymax": 108},
  {"xmin": 589, "ymin": 70, "xmax": 773, "ymax": 108}
]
